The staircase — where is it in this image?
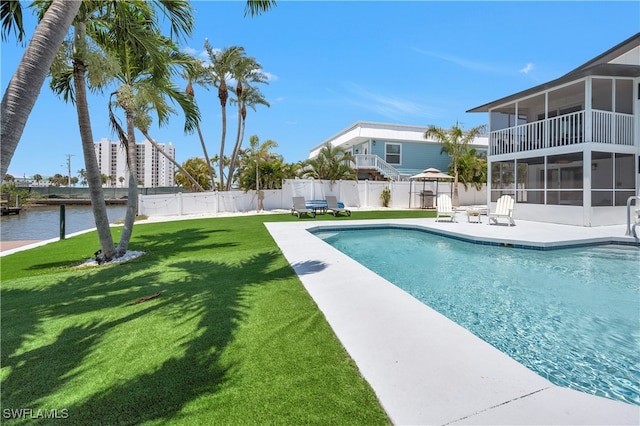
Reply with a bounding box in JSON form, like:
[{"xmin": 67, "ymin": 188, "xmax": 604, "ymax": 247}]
[{"xmin": 352, "ymin": 154, "xmax": 402, "ymax": 181}]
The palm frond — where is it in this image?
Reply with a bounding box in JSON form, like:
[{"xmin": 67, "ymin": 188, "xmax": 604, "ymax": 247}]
[{"xmin": 244, "ymin": 0, "xmax": 276, "ymax": 17}]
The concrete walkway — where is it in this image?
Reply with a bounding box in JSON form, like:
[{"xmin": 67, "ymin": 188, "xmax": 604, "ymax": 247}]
[{"xmin": 265, "ymin": 218, "xmax": 640, "ymax": 425}]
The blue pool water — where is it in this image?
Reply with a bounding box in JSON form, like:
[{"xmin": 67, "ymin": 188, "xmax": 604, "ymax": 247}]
[{"xmin": 313, "ymin": 226, "xmax": 640, "ymax": 406}]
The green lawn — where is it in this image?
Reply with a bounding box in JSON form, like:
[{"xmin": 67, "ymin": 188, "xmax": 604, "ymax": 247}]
[{"xmin": 1, "ymin": 210, "xmax": 433, "ymax": 425}]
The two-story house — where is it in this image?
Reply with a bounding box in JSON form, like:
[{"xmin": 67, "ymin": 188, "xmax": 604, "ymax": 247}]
[
  {"xmin": 469, "ymin": 33, "xmax": 640, "ymax": 226},
  {"xmin": 309, "ymin": 121, "xmax": 488, "ymax": 181}
]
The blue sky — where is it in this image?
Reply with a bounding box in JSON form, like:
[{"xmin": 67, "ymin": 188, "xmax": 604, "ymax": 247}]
[{"xmin": 2, "ymin": 1, "xmax": 638, "ymax": 179}]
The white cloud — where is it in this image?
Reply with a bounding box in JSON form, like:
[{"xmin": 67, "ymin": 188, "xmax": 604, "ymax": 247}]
[
  {"xmin": 519, "ymin": 63, "xmax": 534, "ymax": 74},
  {"xmin": 259, "ymin": 71, "xmax": 278, "ymax": 82},
  {"xmin": 412, "ymin": 47, "xmax": 502, "ymax": 74},
  {"xmin": 344, "ymin": 83, "xmax": 443, "ymax": 121},
  {"xmin": 181, "ymin": 46, "xmax": 210, "ymax": 62}
]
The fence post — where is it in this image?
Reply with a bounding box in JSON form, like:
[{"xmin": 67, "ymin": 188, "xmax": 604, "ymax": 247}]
[{"xmin": 59, "ymin": 204, "xmax": 66, "ymax": 240}]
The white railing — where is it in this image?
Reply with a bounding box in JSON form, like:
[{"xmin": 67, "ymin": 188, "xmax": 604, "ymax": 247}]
[
  {"xmin": 352, "ymin": 154, "xmax": 402, "ymax": 181},
  {"xmin": 489, "ymin": 110, "xmax": 634, "ymax": 155},
  {"xmin": 592, "ymin": 110, "xmax": 635, "ymax": 146}
]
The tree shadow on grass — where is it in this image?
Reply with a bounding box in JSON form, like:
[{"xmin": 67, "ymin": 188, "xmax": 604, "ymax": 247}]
[
  {"xmin": 22, "ymin": 226, "xmax": 232, "ymax": 273},
  {"xmin": 2, "ymin": 222, "xmax": 295, "ymax": 424}
]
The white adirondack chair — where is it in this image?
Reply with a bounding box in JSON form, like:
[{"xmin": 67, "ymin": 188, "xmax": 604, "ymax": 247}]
[
  {"xmin": 488, "ymin": 195, "xmax": 515, "ymax": 226},
  {"xmin": 435, "ymin": 194, "xmax": 456, "ymax": 222}
]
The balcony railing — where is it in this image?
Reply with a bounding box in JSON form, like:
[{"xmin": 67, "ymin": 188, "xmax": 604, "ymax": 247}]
[
  {"xmin": 489, "ymin": 110, "xmax": 635, "ymax": 155},
  {"xmin": 352, "ymin": 154, "xmax": 401, "ymax": 181}
]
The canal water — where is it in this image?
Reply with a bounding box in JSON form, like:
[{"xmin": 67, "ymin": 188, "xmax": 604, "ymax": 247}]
[{"xmin": 1, "ymin": 205, "xmax": 127, "ymax": 241}]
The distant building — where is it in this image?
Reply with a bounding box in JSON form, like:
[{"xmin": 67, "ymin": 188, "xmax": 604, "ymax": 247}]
[
  {"xmin": 94, "ymin": 138, "xmax": 175, "ymax": 188},
  {"xmin": 309, "ymin": 121, "xmax": 488, "ymax": 181}
]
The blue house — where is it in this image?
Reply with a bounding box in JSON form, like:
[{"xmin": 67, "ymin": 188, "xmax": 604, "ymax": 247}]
[{"xmin": 309, "ymin": 121, "xmax": 488, "ymax": 181}]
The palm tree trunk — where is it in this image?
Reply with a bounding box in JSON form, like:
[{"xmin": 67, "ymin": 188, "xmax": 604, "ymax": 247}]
[
  {"xmin": 453, "ymin": 169, "xmax": 460, "ymax": 207},
  {"xmin": 72, "ymin": 23, "xmax": 116, "ymax": 260},
  {"xmin": 195, "ymin": 124, "xmax": 216, "ymax": 191},
  {"xmin": 225, "ymin": 109, "xmax": 244, "ymax": 190},
  {"xmin": 218, "ymin": 106, "xmax": 227, "ymax": 190},
  {"xmin": 116, "ymin": 109, "xmax": 138, "ymax": 255},
  {"xmin": 1, "ymin": 0, "xmax": 81, "ymax": 178},
  {"xmin": 141, "ymin": 129, "xmax": 205, "ymax": 192}
]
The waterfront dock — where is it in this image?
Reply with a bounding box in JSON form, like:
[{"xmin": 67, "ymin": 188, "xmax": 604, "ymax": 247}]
[{"xmin": 1, "ymin": 200, "xmax": 21, "ymax": 215}]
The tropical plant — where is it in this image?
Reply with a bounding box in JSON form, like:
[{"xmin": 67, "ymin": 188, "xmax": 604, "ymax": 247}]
[
  {"xmin": 302, "ymin": 143, "xmax": 356, "ymax": 183},
  {"xmin": 1, "ymin": 0, "xmax": 81, "ymax": 179},
  {"xmin": 226, "ymin": 58, "xmax": 270, "ymax": 190},
  {"xmin": 45, "ymin": 0, "xmax": 195, "ymax": 261},
  {"xmin": 1, "ymin": 0, "xmax": 25, "ymax": 43},
  {"xmin": 424, "ymin": 122, "xmax": 486, "ymax": 206},
  {"xmin": 175, "ymin": 158, "xmax": 214, "ymax": 191},
  {"xmin": 183, "ymin": 59, "xmax": 216, "ymax": 190},
  {"xmin": 106, "ymin": 4, "xmax": 196, "ymax": 256},
  {"xmin": 380, "ymin": 186, "xmax": 391, "ymax": 207},
  {"xmin": 454, "ymin": 148, "xmax": 487, "ymax": 191},
  {"xmin": 77, "ymin": 169, "xmax": 87, "ymax": 186},
  {"xmin": 237, "ymin": 135, "xmax": 278, "ymax": 210},
  {"xmin": 32, "ymin": 173, "xmax": 43, "ymax": 185},
  {"xmin": 48, "ymin": 173, "xmax": 67, "ymax": 186},
  {"xmin": 205, "ymin": 43, "xmax": 244, "ymax": 191}
]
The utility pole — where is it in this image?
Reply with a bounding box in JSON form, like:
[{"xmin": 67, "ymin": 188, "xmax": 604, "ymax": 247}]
[{"xmin": 66, "ymin": 154, "xmax": 74, "ymax": 186}]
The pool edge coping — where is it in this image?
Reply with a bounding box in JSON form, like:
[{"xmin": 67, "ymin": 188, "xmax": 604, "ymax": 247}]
[{"xmin": 265, "ymin": 218, "xmax": 640, "ymax": 425}]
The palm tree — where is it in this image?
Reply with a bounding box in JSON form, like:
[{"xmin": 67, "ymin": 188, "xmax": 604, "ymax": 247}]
[
  {"xmin": 46, "ymin": 0, "xmax": 194, "ymax": 260},
  {"xmin": 455, "ymin": 148, "xmax": 487, "ymax": 191},
  {"xmin": 225, "ymin": 53, "xmax": 269, "ymax": 190},
  {"xmin": 424, "ymin": 122, "xmax": 486, "ymax": 206},
  {"xmin": 205, "ymin": 43, "xmax": 245, "ymax": 190},
  {"xmin": 106, "ymin": 7, "xmax": 196, "ymax": 255},
  {"xmin": 240, "ymin": 135, "xmax": 278, "ymax": 210},
  {"xmin": 175, "ymin": 158, "xmax": 214, "ymax": 191},
  {"xmin": 46, "ymin": 1, "xmax": 118, "ymax": 260},
  {"xmin": 33, "ymin": 173, "xmax": 43, "ymax": 185},
  {"xmin": 302, "ymin": 143, "xmax": 356, "ymax": 183},
  {"xmin": 1, "ymin": 0, "xmax": 81, "ymax": 179},
  {"xmin": 227, "ymin": 82, "xmax": 270, "ymax": 190},
  {"xmin": 183, "ymin": 59, "xmax": 216, "ymax": 190}
]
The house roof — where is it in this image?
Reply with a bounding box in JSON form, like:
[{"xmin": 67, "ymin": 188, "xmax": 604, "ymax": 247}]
[
  {"xmin": 467, "ymin": 32, "xmax": 640, "ymax": 113},
  {"xmin": 309, "ymin": 121, "xmax": 488, "ymax": 159}
]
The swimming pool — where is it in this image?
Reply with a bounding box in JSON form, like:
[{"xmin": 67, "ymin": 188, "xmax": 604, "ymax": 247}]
[{"xmin": 313, "ymin": 226, "xmax": 640, "ymax": 406}]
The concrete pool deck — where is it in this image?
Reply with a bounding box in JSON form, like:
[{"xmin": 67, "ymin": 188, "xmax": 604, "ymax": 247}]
[{"xmin": 265, "ymin": 218, "xmax": 640, "ymax": 425}]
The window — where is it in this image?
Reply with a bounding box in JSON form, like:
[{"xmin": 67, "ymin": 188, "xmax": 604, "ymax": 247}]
[
  {"xmin": 591, "ymin": 152, "xmax": 635, "ymax": 206},
  {"xmin": 516, "ymin": 157, "xmax": 544, "ymax": 204},
  {"xmin": 546, "ymin": 153, "xmax": 583, "ymax": 206},
  {"xmin": 385, "ymin": 143, "xmax": 401, "ymax": 165},
  {"xmin": 490, "ymin": 161, "xmax": 515, "ymax": 201}
]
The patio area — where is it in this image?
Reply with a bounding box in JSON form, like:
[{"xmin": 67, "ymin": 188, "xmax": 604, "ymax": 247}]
[{"xmin": 265, "ymin": 218, "xmax": 639, "ymax": 425}]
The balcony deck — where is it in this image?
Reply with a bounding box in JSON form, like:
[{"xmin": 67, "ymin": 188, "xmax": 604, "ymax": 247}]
[{"xmin": 490, "ymin": 110, "xmax": 634, "ymax": 156}]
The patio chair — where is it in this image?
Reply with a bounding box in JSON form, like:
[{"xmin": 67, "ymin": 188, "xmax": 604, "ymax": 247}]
[
  {"xmin": 325, "ymin": 195, "xmax": 351, "ymax": 217},
  {"xmin": 435, "ymin": 194, "xmax": 456, "ymax": 222},
  {"xmin": 291, "ymin": 196, "xmax": 316, "ymax": 219},
  {"xmin": 488, "ymin": 195, "xmax": 515, "ymax": 226}
]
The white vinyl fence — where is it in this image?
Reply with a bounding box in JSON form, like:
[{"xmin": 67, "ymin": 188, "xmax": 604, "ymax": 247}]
[{"xmin": 138, "ymin": 179, "xmax": 487, "ymax": 217}]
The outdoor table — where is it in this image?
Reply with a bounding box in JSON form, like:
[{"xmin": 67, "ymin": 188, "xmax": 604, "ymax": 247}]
[
  {"xmin": 306, "ymin": 200, "xmax": 328, "ymax": 214},
  {"xmin": 467, "ymin": 208, "xmax": 482, "ymax": 223}
]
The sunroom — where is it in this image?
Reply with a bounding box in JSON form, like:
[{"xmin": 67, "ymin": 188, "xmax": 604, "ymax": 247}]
[{"xmin": 469, "ymin": 34, "xmax": 640, "ymax": 226}]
